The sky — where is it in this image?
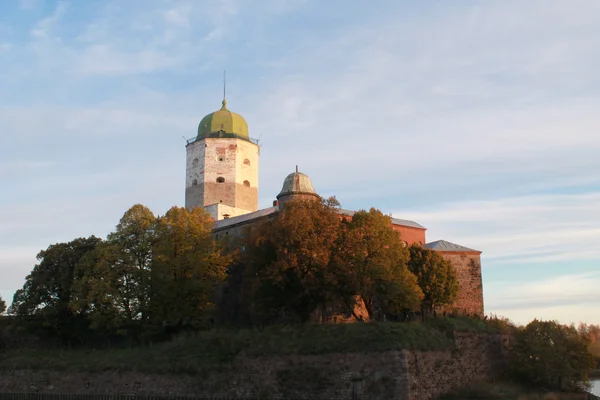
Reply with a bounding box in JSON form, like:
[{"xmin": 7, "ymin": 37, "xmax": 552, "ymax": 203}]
[{"xmin": 1, "ymin": 0, "xmax": 600, "ymax": 326}]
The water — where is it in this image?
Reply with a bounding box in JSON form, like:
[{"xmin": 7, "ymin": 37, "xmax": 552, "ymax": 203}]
[{"xmin": 592, "ymin": 380, "xmax": 600, "ymax": 396}]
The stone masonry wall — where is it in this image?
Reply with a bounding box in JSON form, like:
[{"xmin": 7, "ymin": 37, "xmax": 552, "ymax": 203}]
[
  {"xmin": 407, "ymin": 332, "xmax": 510, "ymax": 400},
  {"xmin": 0, "ymin": 332, "xmax": 509, "ymax": 400},
  {"xmin": 439, "ymin": 252, "xmax": 484, "ymax": 317}
]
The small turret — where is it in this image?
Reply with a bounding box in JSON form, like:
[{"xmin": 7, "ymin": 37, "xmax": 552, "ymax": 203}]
[{"xmin": 276, "ymin": 166, "xmax": 320, "ymax": 205}]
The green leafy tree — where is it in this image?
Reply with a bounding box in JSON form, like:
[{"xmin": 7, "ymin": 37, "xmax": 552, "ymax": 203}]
[
  {"xmin": 150, "ymin": 206, "xmax": 231, "ymax": 330},
  {"xmin": 336, "ymin": 208, "xmax": 423, "ymax": 320},
  {"xmin": 242, "ymin": 198, "xmax": 342, "ymax": 323},
  {"xmin": 9, "ymin": 236, "xmax": 102, "ymax": 342},
  {"xmin": 72, "ymin": 205, "xmax": 156, "ymax": 335},
  {"xmin": 0, "ymin": 295, "xmax": 6, "ymax": 315},
  {"xmin": 510, "ymin": 319, "xmax": 596, "ymax": 391},
  {"xmin": 407, "ymin": 245, "xmax": 459, "ymax": 316}
]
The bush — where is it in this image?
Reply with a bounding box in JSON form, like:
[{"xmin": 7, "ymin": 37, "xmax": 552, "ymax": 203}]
[{"xmin": 510, "ymin": 319, "xmax": 596, "ymax": 392}]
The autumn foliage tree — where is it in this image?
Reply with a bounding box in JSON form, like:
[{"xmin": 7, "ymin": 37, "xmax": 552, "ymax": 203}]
[
  {"xmin": 407, "ymin": 244, "xmax": 459, "ymax": 316},
  {"xmin": 11, "ymin": 204, "xmax": 230, "ymax": 343},
  {"xmin": 150, "ymin": 206, "xmax": 231, "ymax": 330},
  {"xmin": 242, "ymin": 198, "xmax": 342, "ymax": 323},
  {"xmin": 241, "ymin": 200, "xmax": 425, "ymax": 323},
  {"xmin": 336, "ymin": 208, "xmax": 423, "ymax": 320}
]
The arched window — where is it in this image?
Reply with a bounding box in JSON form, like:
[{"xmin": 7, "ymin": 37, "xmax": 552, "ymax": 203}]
[
  {"xmin": 243, "ymin": 180, "xmax": 250, "ymax": 187},
  {"xmin": 216, "ymin": 177, "xmax": 225, "ymax": 183},
  {"xmin": 192, "ymin": 179, "xmax": 198, "ymax": 186},
  {"xmin": 218, "ymin": 156, "xmax": 225, "ymax": 162},
  {"xmin": 243, "ymin": 158, "xmax": 251, "ymax": 166}
]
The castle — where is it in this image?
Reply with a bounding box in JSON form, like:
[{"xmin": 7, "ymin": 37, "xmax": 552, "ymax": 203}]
[{"xmin": 185, "ymin": 97, "xmax": 484, "ymax": 317}]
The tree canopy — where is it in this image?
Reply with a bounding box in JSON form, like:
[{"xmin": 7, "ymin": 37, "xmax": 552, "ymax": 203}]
[
  {"xmin": 241, "ymin": 200, "xmax": 426, "ymax": 323},
  {"xmin": 407, "ymin": 244, "xmax": 459, "ymax": 315},
  {"xmin": 242, "ymin": 197, "xmax": 342, "ymax": 323},
  {"xmin": 10, "ymin": 204, "xmax": 230, "ymax": 343},
  {"xmin": 336, "ymin": 208, "xmax": 422, "ymax": 320},
  {"xmin": 510, "ymin": 319, "xmax": 596, "ymax": 392},
  {"xmin": 150, "ymin": 206, "xmax": 231, "ymax": 330},
  {"xmin": 0, "ymin": 295, "xmax": 6, "ymax": 315},
  {"xmin": 8, "ymin": 199, "xmax": 468, "ymax": 343},
  {"xmin": 9, "ymin": 236, "xmax": 102, "ymax": 343}
]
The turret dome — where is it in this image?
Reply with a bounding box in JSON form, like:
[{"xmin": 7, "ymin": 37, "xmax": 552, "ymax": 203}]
[
  {"xmin": 197, "ymin": 99, "xmax": 249, "ymax": 139},
  {"xmin": 276, "ymin": 167, "xmax": 320, "ymax": 205}
]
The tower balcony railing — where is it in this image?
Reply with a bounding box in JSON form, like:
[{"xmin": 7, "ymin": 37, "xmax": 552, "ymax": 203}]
[{"xmin": 186, "ymin": 131, "xmax": 259, "ymax": 145}]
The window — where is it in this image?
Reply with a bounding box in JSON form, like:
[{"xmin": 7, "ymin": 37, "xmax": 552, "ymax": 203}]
[
  {"xmin": 192, "ymin": 158, "xmax": 199, "ymax": 165},
  {"xmin": 217, "ymin": 177, "xmax": 225, "ymax": 183},
  {"xmin": 192, "ymin": 179, "xmax": 198, "ymax": 186},
  {"xmin": 243, "ymin": 159, "xmax": 251, "ymax": 166},
  {"xmin": 243, "ymin": 180, "xmax": 250, "ymax": 187},
  {"xmin": 218, "ymin": 156, "xmax": 224, "ymax": 162}
]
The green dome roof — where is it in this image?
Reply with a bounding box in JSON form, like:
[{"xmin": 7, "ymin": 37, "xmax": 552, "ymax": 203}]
[{"xmin": 197, "ymin": 99, "xmax": 249, "ymax": 138}]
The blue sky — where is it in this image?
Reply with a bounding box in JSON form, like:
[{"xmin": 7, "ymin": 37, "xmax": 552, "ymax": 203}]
[{"xmin": 1, "ymin": 0, "xmax": 600, "ymax": 325}]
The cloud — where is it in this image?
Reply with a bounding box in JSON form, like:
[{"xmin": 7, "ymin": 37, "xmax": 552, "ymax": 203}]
[
  {"xmin": 485, "ymin": 272, "xmax": 600, "ymax": 325},
  {"xmin": 30, "ymin": 1, "xmax": 67, "ymax": 39},
  {"xmin": 399, "ymin": 192, "xmax": 600, "ymax": 263}
]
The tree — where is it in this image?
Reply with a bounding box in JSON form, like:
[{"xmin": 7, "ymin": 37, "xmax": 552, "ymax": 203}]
[
  {"xmin": 149, "ymin": 206, "xmax": 231, "ymax": 331},
  {"xmin": 242, "ymin": 197, "xmax": 342, "ymax": 323},
  {"xmin": 407, "ymin": 245, "xmax": 459, "ymax": 316},
  {"xmin": 336, "ymin": 208, "xmax": 423, "ymax": 320},
  {"xmin": 510, "ymin": 319, "xmax": 596, "ymax": 391},
  {"xmin": 72, "ymin": 205, "xmax": 156, "ymax": 336},
  {"xmin": 9, "ymin": 236, "xmax": 102, "ymax": 342},
  {"xmin": 0, "ymin": 295, "xmax": 6, "ymax": 315}
]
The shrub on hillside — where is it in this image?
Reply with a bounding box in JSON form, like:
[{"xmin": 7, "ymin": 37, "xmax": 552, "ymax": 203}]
[{"xmin": 510, "ymin": 319, "xmax": 596, "ymax": 392}]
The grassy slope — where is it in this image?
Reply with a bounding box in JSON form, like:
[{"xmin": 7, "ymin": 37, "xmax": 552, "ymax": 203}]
[{"xmin": 0, "ymin": 317, "xmax": 498, "ymax": 374}]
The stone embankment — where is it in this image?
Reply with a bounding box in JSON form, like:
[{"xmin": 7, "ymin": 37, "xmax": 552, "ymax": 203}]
[{"xmin": 0, "ymin": 332, "xmax": 510, "ymax": 400}]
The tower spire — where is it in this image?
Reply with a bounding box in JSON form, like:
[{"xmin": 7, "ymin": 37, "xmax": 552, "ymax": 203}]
[{"xmin": 221, "ymin": 70, "xmax": 228, "ymax": 110}]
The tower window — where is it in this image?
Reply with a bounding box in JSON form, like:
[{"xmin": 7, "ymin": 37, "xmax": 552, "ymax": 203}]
[
  {"xmin": 218, "ymin": 156, "xmax": 225, "ymax": 162},
  {"xmin": 243, "ymin": 159, "xmax": 251, "ymax": 166},
  {"xmin": 192, "ymin": 158, "xmax": 199, "ymax": 165},
  {"xmin": 217, "ymin": 177, "xmax": 225, "ymax": 183},
  {"xmin": 192, "ymin": 179, "xmax": 198, "ymax": 186},
  {"xmin": 243, "ymin": 180, "xmax": 250, "ymax": 187}
]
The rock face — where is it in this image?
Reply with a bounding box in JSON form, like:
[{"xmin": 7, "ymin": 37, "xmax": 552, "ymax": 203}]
[{"xmin": 0, "ymin": 332, "xmax": 510, "ymax": 400}]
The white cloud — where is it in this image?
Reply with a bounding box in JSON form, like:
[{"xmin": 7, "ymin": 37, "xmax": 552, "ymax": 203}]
[
  {"xmin": 29, "ymin": 1, "xmax": 67, "ymax": 39},
  {"xmin": 485, "ymin": 272, "xmax": 600, "ymax": 325},
  {"xmin": 399, "ymin": 192, "xmax": 600, "ymax": 263}
]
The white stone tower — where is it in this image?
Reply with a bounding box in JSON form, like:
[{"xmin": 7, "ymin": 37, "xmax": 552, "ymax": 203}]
[{"xmin": 185, "ymin": 98, "xmax": 259, "ymax": 220}]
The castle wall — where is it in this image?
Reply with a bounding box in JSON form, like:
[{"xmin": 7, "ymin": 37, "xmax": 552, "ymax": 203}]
[
  {"xmin": 438, "ymin": 252, "xmax": 484, "ymax": 316},
  {"xmin": 390, "ymin": 224, "xmax": 426, "ymax": 246},
  {"xmin": 0, "ymin": 332, "xmax": 509, "ymax": 399}
]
